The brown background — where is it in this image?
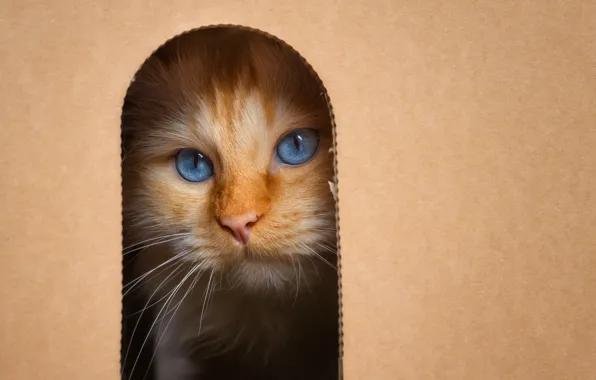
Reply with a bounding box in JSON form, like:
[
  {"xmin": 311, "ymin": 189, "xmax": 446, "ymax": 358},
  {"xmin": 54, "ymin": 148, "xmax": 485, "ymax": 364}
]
[{"xmin": 1, "ymin": 1, "xmax": 595, "ymax": 379}]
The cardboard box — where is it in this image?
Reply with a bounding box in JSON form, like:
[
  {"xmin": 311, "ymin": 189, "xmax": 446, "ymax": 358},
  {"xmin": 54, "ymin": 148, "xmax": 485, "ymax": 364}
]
[{"xmin": 1, "ymin": 1, "xmax": 595, "ymax": 379}]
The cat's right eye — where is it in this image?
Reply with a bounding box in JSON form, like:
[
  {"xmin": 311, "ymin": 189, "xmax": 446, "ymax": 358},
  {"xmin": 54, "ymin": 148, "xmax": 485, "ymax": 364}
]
[
  {"xmin": 175, "ymin": 148, "xmax": 214, "ymax": 182},
  {"xmin": 276, "ymin": 128, "xmax": 320, "ymax": 166}
]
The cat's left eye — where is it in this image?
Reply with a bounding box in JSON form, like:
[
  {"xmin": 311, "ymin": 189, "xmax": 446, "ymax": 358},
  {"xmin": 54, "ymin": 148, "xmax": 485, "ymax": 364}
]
[
  {"xmin": 276, "ymin": 128, "xmax": 320, "ymax": 166},
  {"xmin": 175, "ymin": 148, "xmax": 214, "ymax": 182}
]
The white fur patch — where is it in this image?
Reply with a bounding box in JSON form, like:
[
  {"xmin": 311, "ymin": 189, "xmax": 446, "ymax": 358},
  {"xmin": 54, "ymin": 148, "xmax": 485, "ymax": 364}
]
[
  {"xmin": 234, "ymin": 91, "xmax": 269, "ymax": 151},
  {"xmin": 328, "ymin": 181, "xmax": 338, "ymax": 202},
  {"xmin": 234, "ymin": 261, "xmax": 293, "ymax": 292}
]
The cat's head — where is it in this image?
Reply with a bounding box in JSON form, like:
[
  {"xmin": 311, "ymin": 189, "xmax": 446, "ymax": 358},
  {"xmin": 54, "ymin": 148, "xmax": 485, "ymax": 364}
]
[{"xmin": 122, "ymin": 28, "xmax": 337, "ymax": 290}]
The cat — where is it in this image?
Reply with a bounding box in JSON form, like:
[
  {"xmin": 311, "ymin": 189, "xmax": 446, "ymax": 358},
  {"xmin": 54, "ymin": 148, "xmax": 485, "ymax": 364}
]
[{"xmin": 121, "ymin": 27, "xmax": 339, "ymax": 380}]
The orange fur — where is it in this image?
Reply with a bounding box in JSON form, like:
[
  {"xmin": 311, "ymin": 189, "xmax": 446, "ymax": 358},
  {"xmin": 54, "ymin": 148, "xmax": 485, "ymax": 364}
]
[{"xmin": 121, "ymin": 27, "xmax": 338, "ymax": 380}]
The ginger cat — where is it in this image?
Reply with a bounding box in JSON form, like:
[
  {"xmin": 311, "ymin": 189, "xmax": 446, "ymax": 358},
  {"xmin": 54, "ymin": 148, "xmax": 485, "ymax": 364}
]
[{"xmin": 121, "ymin": 27, "xmax": 339, "ymax": 380}]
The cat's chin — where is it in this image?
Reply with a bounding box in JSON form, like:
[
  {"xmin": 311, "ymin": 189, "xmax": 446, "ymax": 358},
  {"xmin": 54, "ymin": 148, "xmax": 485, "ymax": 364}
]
[
  {"xmin": 206, "ymin": 256, "xmax": 308, "ymax": 294},
  {"xmin": 232, "ymin": 261, "xmax": 295, "ymax": 292},
  {"xmin": 185, "ymin": 244, "xmax": 323, "ymax": 294}
]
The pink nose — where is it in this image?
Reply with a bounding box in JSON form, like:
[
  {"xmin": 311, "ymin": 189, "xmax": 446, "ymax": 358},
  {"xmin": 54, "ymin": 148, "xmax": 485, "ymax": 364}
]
[{"xmin": 218, "ymin": 213, "xmax": 259, "ymax": 245}]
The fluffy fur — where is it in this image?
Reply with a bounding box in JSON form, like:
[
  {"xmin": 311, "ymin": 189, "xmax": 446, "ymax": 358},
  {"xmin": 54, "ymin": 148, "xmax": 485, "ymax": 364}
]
[{"xmin": 121, "ymin": 27, "xmax": 339, "ymax": 380}]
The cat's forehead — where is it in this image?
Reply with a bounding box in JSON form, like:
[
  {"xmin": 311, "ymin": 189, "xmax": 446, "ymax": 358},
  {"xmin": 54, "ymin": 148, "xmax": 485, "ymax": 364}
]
[
  {"xmin": 125, "ymin": 32, "xmax": 330, "ymax": 162},
  {"xmin": 209, "ymin": 88, "xmax": 276, "ymax": 132},
  {"xmin": 196, "ymin": 89, "xmax": 274, "ymax": 145},
  {"xmin": 191, "ymin": 88, "xmax": 303, "ymax": 160}
]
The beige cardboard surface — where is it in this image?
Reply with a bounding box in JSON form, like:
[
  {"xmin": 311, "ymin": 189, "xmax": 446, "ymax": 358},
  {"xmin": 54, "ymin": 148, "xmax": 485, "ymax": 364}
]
[{"xmin": 1, "ymin": 1, "xmax": 595, "ymax": 379}]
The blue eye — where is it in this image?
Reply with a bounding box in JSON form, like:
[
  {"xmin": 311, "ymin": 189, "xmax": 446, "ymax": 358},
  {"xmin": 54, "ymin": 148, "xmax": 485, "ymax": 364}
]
[
  {"xmin": 276, "ymin": 128, "xmax": 320, "ymax": 166},
  {"xmin": 175, "ymin": 148, "xmax": 214, "ymax": 182}
]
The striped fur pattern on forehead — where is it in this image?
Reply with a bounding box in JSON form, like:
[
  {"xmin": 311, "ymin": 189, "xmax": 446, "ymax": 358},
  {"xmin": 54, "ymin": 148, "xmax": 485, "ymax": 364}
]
[{"xmin": 122, "ymin": 28, "xmax": 329, "ymax": 155}]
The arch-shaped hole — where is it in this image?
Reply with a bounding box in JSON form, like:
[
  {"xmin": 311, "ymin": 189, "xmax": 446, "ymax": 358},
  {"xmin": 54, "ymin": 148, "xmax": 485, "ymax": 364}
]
[{"xmin": 120, "ymin": 25, "xmax": 342, "ymax": 380}]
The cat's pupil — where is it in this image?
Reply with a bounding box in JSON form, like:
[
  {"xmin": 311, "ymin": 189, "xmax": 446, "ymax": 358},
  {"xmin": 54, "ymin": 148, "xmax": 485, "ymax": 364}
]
[
  {"xmin": 293, "ymin": 134, "xmax": 302, "ymax": 151},
  {"xmin": 193, "ymin": 152, "xmax": 200, "ymax": 168}
]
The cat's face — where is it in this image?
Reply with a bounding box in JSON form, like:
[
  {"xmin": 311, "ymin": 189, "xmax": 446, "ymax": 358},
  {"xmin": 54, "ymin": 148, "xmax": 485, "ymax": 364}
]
[{"xmin": 122, "ymin": 30, "xmax": 336, "ymax": 289}]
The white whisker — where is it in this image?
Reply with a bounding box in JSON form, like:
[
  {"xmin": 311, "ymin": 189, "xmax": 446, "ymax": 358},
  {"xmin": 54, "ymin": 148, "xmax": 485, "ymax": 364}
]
[
  {"xmin": 123, "ymin": 232, "xmax": 192, "ymax": 252},
  {"xmin": 127, "ymin": 261, "xmax": 190, "ymax": 317},
  {"xmin": 142, "ymin": 263, "xmax": 205, "ymax": 380},
  {"xmin": 299, "ymin": 243, "xmax": 337, "ymax": 270},
  {"xmin": 124, "ymin": 235, "xmax": 190, "ymax": 256},
  {"xmin": 312, "ymin": 241, "xmax": 337, "ymax": 254},
  {"xmin": 121, "ymin": 259, "xmax": 190, "ymax": 378},
  {"xmin": 198, "ymin": 269, "xmax": 216, "ymax": 338},
  {"xmin": 290, "ymin": 255, "xmax": 300, "ymax": 304},
  {"xmin": 127, "ymin": 262, "xmax": 201, "ymax": 380},
  {"xmin": 157, "ymin": 262, "xmax": 209, "ymax": 322},
  {"xmin": 123, "ymin": 249, "xmax": 191, "ymax": 297}
]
